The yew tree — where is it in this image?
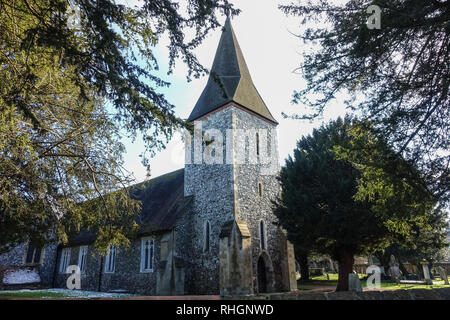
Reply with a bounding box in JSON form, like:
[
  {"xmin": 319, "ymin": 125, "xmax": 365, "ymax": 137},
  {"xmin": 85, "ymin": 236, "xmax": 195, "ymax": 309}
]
[
  {"xmin": 280, "ymin": 0, "xmax": 450, "ymax": 204},
  {"xmin": 274, "ymin": 117, "xmax": 438, "ymax": 291},
  {"xmin": 0, "ymin": 0, "xmax": 238, "ymax": 254}
]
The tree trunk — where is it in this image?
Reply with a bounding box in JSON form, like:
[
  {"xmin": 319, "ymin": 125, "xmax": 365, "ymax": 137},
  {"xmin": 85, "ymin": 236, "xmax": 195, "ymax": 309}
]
[
  {"xmin": 297, "ymin": 251, "xmax": 310, "ymax": 282},
  {"xmin": 336, "ymin": 250, "xmax": 354, "ymax": 291}
]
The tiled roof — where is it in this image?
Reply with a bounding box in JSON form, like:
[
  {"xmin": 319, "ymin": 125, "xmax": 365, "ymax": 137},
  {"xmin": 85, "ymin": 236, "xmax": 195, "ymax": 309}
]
[
  {"xmin": 67, "ymin": 169, "xmax": 191, "ymax": 245},
  {"xmin": 187, "ymin": 18, "xmax": 277, "ymax": 124}
]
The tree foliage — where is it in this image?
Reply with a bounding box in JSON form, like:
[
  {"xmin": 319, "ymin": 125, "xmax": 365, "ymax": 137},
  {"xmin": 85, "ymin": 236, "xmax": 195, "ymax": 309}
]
[
  {"xmin": 0, "ymin": 0, "xmax": 237, "ymax": 254},
  {"xmin": 280, "ymin": 0, "xmax": 450, "ymax": 203},
  {"xmin": 374, "ymin": 207, "xmax": 448, "ymax": 274},
  {"xmin": 273, "ymin": 117, "xmax": 440, "ymax": 290}
]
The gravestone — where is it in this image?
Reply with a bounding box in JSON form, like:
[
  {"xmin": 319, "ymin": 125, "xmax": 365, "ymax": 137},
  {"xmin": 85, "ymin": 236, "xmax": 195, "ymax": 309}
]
[
  {"xmin": 389, "ymin": 266, "xmax": 401, "ymax": 282},
  {"xmin": 328, "ymin": 258, "xmax": 335, "ymax": 272},
  {"xmin": 388, "ymin": 254, "xmax": 402, "ymax": 282},
  {"xmin": 348, "ymin": 273, "xmax": 363, "ymax": 292},
  {"xmin": 421, "ymin": 262, "xmax": 433, "ymax": 285},
  {"xmin": 438, "ymin": 267, "xmax": 449, "ymax": 285}
]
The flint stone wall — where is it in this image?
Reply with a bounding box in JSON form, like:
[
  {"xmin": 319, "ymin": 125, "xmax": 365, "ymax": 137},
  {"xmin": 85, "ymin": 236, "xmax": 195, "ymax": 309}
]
[
  {"xmin": 0, "ymin": 242, "xmax": 57, "ymax": 287},
  {"xmin": 184, "ymin": 107, "xmax": 236, "ymax": 295},
  {"xmin": 232, "ymin": 107, "xmax": 290, "ymax": 293},
  {"xmin": 54, "ymin": 236, "xmax": 163, "ymax": 295},
  {"xmin": 183, "ymin": 105, "xmax": 295, "ymax": 294}
]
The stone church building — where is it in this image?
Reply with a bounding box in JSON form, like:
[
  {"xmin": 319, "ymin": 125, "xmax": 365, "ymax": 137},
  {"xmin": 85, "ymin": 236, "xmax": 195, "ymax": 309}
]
[{"xmin": 0, "ymin": 18, "xmax": 297, "ymax": 296}]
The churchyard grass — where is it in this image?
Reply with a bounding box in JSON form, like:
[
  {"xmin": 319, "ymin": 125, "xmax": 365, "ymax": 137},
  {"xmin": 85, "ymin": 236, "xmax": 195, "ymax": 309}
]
[
  {"xmin": 298, "ymin": 273, "xmax": 450, "ymax": 291},
  {"xmin": 0, "ymin": 291, "xmax": 68, "ymax": 299}
]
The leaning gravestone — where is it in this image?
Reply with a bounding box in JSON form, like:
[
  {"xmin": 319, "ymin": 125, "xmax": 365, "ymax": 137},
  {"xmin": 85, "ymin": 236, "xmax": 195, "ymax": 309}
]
[
  {"xmin": 438, "ymin": 267, "xmax": 449, "ymax": 285},
  {"xmin": 421, "ymin": 262, "xmax": 433, "ymax": 285},
  {"xmin": 348, "ymin": 273, "xmax": 363, "ymax": 292}
]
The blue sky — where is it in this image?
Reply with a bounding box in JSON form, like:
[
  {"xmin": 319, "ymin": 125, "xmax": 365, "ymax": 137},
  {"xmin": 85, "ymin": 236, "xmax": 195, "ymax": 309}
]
[{"xmin": 120, "ymin": 0, "xmax": 350, "ymax": 183}]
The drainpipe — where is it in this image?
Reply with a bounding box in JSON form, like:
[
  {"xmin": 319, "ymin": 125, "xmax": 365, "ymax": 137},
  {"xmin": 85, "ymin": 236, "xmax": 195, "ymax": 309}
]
[{"xmin": 98, "ymin": 255, "xmax": 103, "ymax": 292}]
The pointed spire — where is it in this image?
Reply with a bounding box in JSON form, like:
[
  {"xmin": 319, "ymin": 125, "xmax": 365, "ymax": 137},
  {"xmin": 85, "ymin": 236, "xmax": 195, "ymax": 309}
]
[
  {"xmin": 187, "ymin": 18, "xmax": 277, "ymax": 124},
  {"xmin": 224, "ymin": 6, "xmax": 231, "ymax": 20}
]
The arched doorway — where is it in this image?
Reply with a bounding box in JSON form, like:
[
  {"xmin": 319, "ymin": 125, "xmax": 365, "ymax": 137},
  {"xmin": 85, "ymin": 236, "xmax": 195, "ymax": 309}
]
[
  {"xmin": 257, "ymin": 256, "xmax": 267, "ymax": 293},
  {"xmin": 257, "ymin": 252, "xmax": 274, "ymax": 294}
]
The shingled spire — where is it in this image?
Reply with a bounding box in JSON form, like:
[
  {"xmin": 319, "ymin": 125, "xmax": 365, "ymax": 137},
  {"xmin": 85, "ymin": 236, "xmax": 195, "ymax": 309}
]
[{"xmin": 187, "ymin": 18, "xmax": 277, "ymax": 124}]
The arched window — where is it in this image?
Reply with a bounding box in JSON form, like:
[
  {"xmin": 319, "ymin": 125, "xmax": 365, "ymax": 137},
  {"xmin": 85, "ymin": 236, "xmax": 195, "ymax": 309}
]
[
  {"xmin": 140, "ymin": 237, "xmax": 154, "ymax": 272},
  {"xmin": 258, "ymin": 182, "xmax": 263, "ymax": 198},
  {"xmin": 59, "ymin": 248, "xmax": 71, "ymax": 274},
  {"xmin": 104, "ymin": 245, "xmax": 117, "ymax": 273},
  {"xmin": 78, "ymin": 246, "xmax": 88, "ymax": 273},
  {"xmin": 204, "ymin": 221, "xmax": 211, "ymax": 252},
  {"xmin": 260, "ymin": 220, "xmax": 267, "ymax": 250},
  {"xmin": 256, "ymin": 132, "xmax": 260, "ymax": 156}
]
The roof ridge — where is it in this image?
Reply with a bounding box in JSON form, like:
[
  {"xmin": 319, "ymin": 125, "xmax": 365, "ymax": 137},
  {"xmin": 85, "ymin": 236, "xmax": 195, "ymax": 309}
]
[{"xmin": 131, "ymin": 168, "xmax": 184, "ymax": 190}]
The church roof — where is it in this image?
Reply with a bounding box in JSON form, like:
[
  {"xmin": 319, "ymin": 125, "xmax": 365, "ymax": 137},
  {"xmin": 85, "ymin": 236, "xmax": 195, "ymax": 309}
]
[
  {"xmin": 67, "ymin": 169, "xmax": 190, "ymax": 245},
  {"xmin": 187, "ymin": 18, "xmax": 277, "ymax": 124},
  {"xmin": 133, "ymin": 169, "xmax": 190, "ymax": 232}
]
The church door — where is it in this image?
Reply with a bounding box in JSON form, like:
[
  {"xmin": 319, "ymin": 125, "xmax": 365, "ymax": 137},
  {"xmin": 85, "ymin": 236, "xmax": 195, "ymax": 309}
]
[{"xmin": 257, "ymin": 256, "xmax": 268, "ymax": 293}]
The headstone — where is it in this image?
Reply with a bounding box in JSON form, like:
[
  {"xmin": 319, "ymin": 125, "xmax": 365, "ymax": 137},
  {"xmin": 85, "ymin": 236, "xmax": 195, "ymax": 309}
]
[
  {"xmin": 389, "ymin": 265, "xmax": 401, "ymax": 282},
  {"xmin": 388, "ymin": 254, "xmax": 402, "ymax": 281},
  {"xmin": 438, "ymin": 266, "xmax": 449, "ymax": 285},
  {"xmin": 329, "ymin": 258, "xmax": 335, "ymax": 272},
  {"xmin": 389, "ymin": 254, "xmax": 397, "ymax": 266},
  {"xmin": 348, "ymin": 273, "xmax": 363, "ymax": 292},
  {"xmin": 421, "ymin": 262, "xmax": 433, "ymax": 285}
]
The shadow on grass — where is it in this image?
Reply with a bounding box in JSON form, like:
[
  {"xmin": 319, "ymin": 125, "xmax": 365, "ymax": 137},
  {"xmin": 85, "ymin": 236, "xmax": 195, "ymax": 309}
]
[{"xmin": 297, "ymin": 273, "xmax": 450, "ymax": 291}]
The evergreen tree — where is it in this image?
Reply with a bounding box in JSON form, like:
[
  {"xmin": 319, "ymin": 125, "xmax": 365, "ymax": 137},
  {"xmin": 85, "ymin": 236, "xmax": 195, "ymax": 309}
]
[
  {"xmin": 374, "ymin": 206, "xmax": 448, "ymax": 277},
  {"xmin": 274, "ymin": 117, "xmax": 438, "ymax": 291},
  {"xmin": 0, "ymin": 0, "xmax": 237, "ymax": 254},
  {"xmin": 280, "ymin": 0, "xmax": 450, "ymax": 204}
]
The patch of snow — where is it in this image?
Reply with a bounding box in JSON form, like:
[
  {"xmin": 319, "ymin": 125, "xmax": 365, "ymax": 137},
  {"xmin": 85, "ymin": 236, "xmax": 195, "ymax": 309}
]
[
  {"xmin": 3, "ymin": 269, "xmax": 41, "ymax": 285},
  {"xmin": 108, "ymin": 289, "xmax": 129, "ymax": 293},
  {"xmin": 0, "ymin": 288, "xmax": 135, "ymax": 298}
]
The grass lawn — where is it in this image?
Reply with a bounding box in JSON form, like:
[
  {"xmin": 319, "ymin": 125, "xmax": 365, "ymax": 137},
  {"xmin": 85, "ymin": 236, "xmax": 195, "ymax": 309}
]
[
  {"xmin": 0, "ymin": 291, "xmax": 68, "ymax": 299},
  {"xmin": 298, "ymin": 273, "xmax": 450, "ymax": 291}
]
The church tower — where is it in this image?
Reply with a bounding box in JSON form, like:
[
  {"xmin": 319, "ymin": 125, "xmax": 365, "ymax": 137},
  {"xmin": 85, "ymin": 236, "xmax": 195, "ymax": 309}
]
[{"xmin": 184, "ymin": 17, "xmax": 296, "ymax": 295}]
